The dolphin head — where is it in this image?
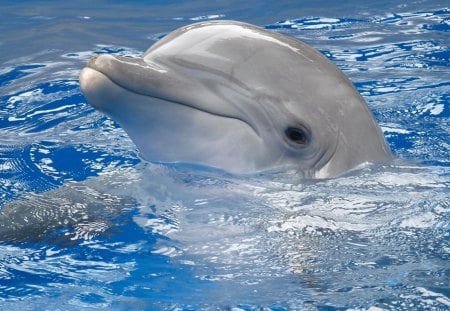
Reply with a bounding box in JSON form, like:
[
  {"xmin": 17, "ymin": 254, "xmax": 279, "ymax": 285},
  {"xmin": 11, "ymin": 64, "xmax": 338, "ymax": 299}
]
[{"xmin": 80, "ymin": 21, "xmax": 391, "ymax": 178}]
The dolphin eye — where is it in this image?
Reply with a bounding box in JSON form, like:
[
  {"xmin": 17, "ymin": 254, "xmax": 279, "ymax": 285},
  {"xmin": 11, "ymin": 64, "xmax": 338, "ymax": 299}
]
[{"xmin": 285, "ymin": 126, "xmax": 309, "ymax": 145}]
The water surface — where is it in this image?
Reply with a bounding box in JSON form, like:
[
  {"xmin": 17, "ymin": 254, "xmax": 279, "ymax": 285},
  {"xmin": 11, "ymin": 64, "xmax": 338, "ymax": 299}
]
[{"xmin": 0, "ymin": 0, "xmax": 449, "ymax": 309}]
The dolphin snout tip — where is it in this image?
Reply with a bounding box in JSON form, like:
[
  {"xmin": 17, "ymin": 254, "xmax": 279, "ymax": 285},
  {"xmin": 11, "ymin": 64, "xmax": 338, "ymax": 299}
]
[
  {"xmin": 79, "ymin": 67, "xmax": 114, "ymax": 111},
  {"xmin": 79, "ymin": 67, "xmax": 109, "ymax": 99},
  {"xmin": 87, "ymin": 55, "xmax": 99, "ymax": 68},
  {"xmin": 79, "ymin": 67, "xmax": 96, "ymax": 95},
  {"xmin": 87, "ymin": 54, "xmax": 115, "ymax": 70}
]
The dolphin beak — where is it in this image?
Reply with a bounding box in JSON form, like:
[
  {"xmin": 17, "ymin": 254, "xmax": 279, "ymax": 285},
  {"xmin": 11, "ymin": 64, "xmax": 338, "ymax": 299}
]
[
  {"xmin": 80, "ymin": 54, "xmax": 261, "ymax": 135},
  {"xmin": 84, "ymin": 54, "xmax": 171, "ymax": 98}
]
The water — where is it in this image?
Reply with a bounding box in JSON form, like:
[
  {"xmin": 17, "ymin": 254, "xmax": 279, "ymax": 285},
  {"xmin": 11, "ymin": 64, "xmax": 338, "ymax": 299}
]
[{"xmin": 0, "ymin": 0, "xmax": 449, "ymax": 309}]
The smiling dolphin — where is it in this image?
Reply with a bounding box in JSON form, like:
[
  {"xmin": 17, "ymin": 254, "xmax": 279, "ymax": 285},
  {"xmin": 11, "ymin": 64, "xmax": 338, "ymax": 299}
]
[{"xmin": 79, "ymin": 20, "xmax": 391, "ymax": 178}]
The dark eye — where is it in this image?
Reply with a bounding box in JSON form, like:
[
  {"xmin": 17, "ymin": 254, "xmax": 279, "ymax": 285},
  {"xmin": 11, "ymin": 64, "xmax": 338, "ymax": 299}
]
[{"xmin": 285, "ymin": 127, "xmax": 309, "ymax": 145}]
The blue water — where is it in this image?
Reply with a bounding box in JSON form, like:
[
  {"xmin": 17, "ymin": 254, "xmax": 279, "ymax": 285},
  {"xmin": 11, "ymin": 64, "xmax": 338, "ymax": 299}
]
[{"xmin": 0, "ymin": 0, "xmax": 449, "ymax": 310}]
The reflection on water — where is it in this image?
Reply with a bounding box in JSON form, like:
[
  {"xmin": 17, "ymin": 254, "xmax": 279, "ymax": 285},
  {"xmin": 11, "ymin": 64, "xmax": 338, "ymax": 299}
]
[
  {"xmin": 1, "ymin": 162, "xmax": 448, "ymax": 309},
  {"xmin": 0, "ymin": 1, "xmax": 449, "ymax": 309}
]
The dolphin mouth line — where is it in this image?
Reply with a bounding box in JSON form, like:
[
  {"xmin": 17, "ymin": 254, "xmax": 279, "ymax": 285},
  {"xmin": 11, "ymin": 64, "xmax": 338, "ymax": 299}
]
[{"xmin": 85, "ymin": 63, "xmax": 261, "ymax": 137}]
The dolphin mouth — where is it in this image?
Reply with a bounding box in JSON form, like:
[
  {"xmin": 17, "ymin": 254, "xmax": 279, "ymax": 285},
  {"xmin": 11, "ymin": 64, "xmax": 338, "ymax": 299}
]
[{"xmin": 83, "ymin": 54, "xmax": 261, "ymax": 135}]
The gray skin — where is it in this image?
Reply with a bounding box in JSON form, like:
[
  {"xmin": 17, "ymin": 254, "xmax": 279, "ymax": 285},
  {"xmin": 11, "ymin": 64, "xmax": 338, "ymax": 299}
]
[{"xmin": 80, "ymin": 20, "xmax": 391, "ymax": 178}]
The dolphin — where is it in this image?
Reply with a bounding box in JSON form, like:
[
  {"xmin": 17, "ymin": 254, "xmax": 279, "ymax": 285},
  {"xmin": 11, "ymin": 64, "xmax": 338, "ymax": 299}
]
[{"xmin": 79, "ymin": 20, "xmax": 391, "ymax": 178}]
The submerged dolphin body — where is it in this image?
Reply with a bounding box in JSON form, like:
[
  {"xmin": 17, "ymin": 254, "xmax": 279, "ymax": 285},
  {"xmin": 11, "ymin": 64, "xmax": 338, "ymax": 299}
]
[{"xmin": 80, "ymin": 21, "xmax": 391, "ymax": 178}]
